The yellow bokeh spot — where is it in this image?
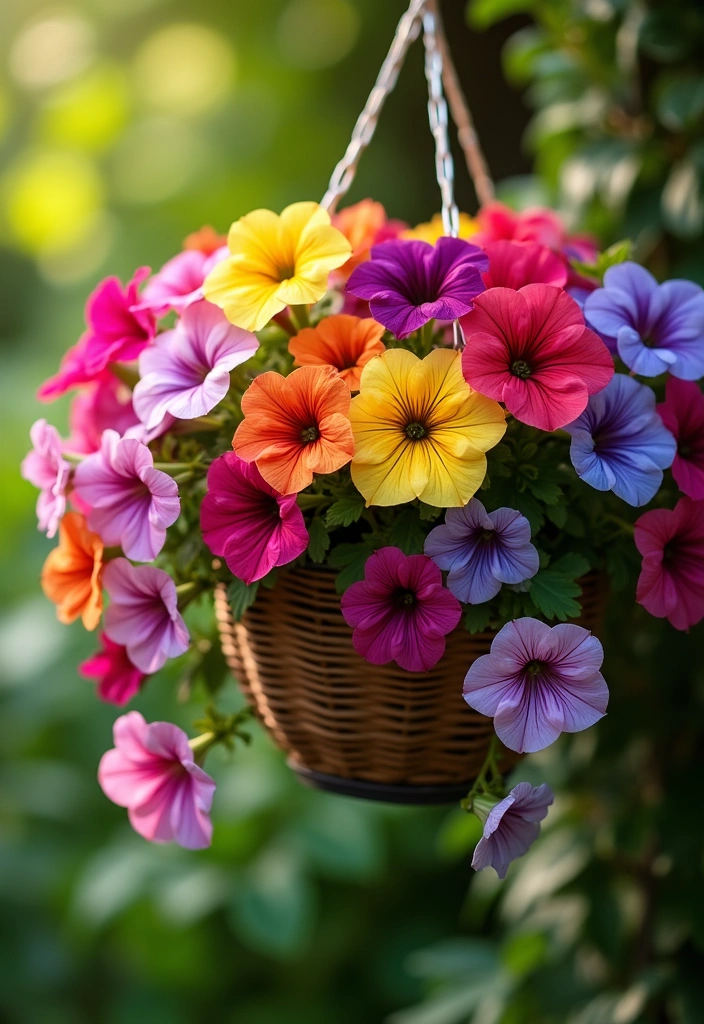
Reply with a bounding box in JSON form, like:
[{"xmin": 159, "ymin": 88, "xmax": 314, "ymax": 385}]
[
  {"xmin": 2, "ymin": 150, "xmax": 104, "ymax": 255},
  {"xmin": 38, "ymin": 64, "xmax": 130, "ymax": 153},
  {"xmin": 133, "ymin": 23, "xmax": 236, "ymax": 116}
]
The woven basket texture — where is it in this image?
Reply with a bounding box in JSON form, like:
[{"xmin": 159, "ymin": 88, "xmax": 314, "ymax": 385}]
[{"xmin": 214, "ymin": 566, "xmax": 605, "ymax": 787}]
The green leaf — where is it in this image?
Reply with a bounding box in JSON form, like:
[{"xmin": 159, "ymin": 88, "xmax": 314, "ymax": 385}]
[
  {"xmin": 307, "ymin": 518, "xmax": 330, "ymax": 563},
  {"xmin": 528, "ymin": 479, "xmax": 562, "ymax": 505},
  {"xmin": 325, "ymin": 495, "xmax": 365, "ymax": 529},
  {"xmin": 551, "ymin": 552, "xmax": 590, "ymax": 579},
  {"xmin": 229, "ymin": 850, "xmax": 315, "ymax": 958},
  {"xmin": 545, "ymin": 502, "xmax": 567, "ymax": 528},
  {"xmin": 419, "ymin": 502, "xmax": 443, "ymax": 521},
  {"xmin": 388, "ymin": 505, "xmax": 426, "ymax": 555},
  {"xmin": 597, "ymin": 239, "xmax": 633, "ymax": 272},
  {"xmin": 464, "ymin": 603, "xmax": 493, "ymax": 634},
  {"xmin": 328, "ymin": 542, "xmax": 377, "ymax": 592},
  {"xmin": 467, "ymin": 0, "xmax": 532, "ymax": 31},
  {"xmin": 529, "ymin": 569, "xmax": 582, "ymax": 621},
  {"xmin": 228, "ymin": 578, "xmax": 259, "ymax": 621},
  {"xmin": 663, "ymin": 157, "xmax": 704, "ymax": 240},
  {"xmin": 513, "ymin": 491, "xmax": 545, "ymax": 533}
]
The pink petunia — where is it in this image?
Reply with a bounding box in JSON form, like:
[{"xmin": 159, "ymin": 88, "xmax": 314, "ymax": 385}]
[
  {"xmin": 103, "ymin": 558, "xmax": 190, "ymax": 673},
  {"xmin": 481, "ymin": 241, "xmax": 567, "ymax": 290},
  {"xmin": 200, "ymin": 452, "xmax": 308, "ymax": 584},
  {"xmin": 21, "ymin": 419, "xmax": 71, "ymax": 538},
  {"xmin": 133, "ymin": 247, "xmax": 229, "ymax": 318},
  {"xmin": 133, "ymin": 301, "xmax": 259, "ymax": 430},
  {"xmin": 80, "ymin": 633, "xmax": 147, "ymax": 705},
  {"xmin": 72, "ymin": 430, "xmax": 180, "ymax": 562},
  {"xmin": 38, "ymin": 268, "xmax": 155, "ymax": 400},
  {"xmin": 657, "ymin": 378, "xmax": 704, "ymax": 500},
  {"xmin": 98, "ymin": 711, "xmax": 215, "ymax": 849},
  {"xmin": 461, "ymin": 284, "xmax": 614, "ymax": 432},
  {"xmin": 340, "ymin": 547, "xmax": 462, "ymax": 672},
  {"xmin": 635, "ymin": 496, "xmax": 704, "ymax": 631},
  {"xmin": 67, "ymin": 376, "xmax": 141, "ymax": 454}
]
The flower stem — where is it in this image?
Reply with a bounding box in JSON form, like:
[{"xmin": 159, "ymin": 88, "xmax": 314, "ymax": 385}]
[
  {"xmin": 460, "ymin": 733, "xmax": 504, "ymax": 811},
  {"xmin": 108, "ymin": 362, "xmax": 140, "ymax": 389},
  {"xmin": 289, "ymin": 304, "xmax": 310, "ymax": 331}
]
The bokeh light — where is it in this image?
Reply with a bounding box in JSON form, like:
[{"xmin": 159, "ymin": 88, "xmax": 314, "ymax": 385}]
[
  {"xmin": 9, "ymin": 11, "xmax": 95, "ymax": 90},
  {"xmin": 276, "ymin": 0, "xmax": 359, "ymax": 69},
  {"xmin": 132, "ymin": 23, "xmax": 236, "ymax": 115},
  {"xmin": 37, "ymin": 64, "xmax": 130, "ymax": 153},
  {"xmin": 111, "ymin": 116, "xmax": 206, "ymax": 203}
]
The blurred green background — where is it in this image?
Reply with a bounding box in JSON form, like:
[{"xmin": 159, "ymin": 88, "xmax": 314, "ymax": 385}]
[{"xmin": 2, "ymin": 0, "xmax": 704, "ymax": 1021}]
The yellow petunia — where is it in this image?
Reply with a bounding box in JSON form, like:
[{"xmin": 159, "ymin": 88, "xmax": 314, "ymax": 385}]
[
  {"xmin": 349, "ymin": 348, "xmax": 506, "ymax": 507},
  {"xmin": 203, "ymin": 201, "xmax": 352, "ymax": 332},
  {"xmin": 402, "ymin": 211, "xmax": 478, "ymax": 245}
]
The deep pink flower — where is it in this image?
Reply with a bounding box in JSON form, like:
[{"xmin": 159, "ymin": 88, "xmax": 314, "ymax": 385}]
[
  {"xmin": 200, "ymin": 452, "xmax": 308, "ymax": 584},
  {"xmin": 103, "ymin": 558, "xmax": 190, "ymax": 673},
  {"xmin": 80, "ymin": 633, "xmax": 147, "ymax": 705},
  {"xmin": 461, "ymin": 285, "xmax": 614, "ymax": 431},
  {"xmin": 133, "ymin": 301, "xmax": 259, "ymax": 429},
  {"xmin": 98, "ymin": 711, "xmax": 215, "ymax": 849},
  {"xmin": 73, "ymin": 430, "xmax": 180, "ymax": 562},
  {"xmin": 657, "ymin": 378, "xmax": 704, "ymax": 500},
  {"xmin": 66, "ymin": 376, "xmax": 141, "ymax": 454},
  {"xmin": 635, "ymin": 497, "xmax": 704, "ymax": 631},
  {"xmin": 474, "ymin": 202, "xmax": 568, "ymax": 249},
  {"xmin": 38, "ymin": 268, "xmax": 155, "ymax": 400},
  {"xmin": 340, "ymin": 547, "xmax": 462, "ymax": 672},
  {"xmin": 21, "ymin": 419, "xmax": 71, "ymax": 538},
  {"xmin": 133, "ymin": 247, "xmax": 228, "ymax": 317},
  {"xmin": 481, "ymin": 241, "xmax": 567, "ymax": 290}
]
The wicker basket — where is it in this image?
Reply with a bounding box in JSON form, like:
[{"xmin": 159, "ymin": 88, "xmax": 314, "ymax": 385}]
[{"xmin": 214, "ymin": 567, "xmax": 605, "ymax": 804}]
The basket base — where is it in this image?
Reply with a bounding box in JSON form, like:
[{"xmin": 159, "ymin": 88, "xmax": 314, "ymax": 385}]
[{"xmin": 288, "ymin": 760, "xmax": 471, "ymax": 806}]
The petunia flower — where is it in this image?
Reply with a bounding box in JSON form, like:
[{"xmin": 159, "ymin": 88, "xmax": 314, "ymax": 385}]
[
  {"xmin": 203, "ymin": 201, "xmax": 352, "ymax": 332},
  {"xmin": 98, "ymin": 711, "xmax": 215, "ymax": 849},
  {"xmin": 38, "ymin": 268, "xmax": 155, "ymax": 400},
  {"xmin": 471, "ymin": 782, "xmax": 554, "ymax": 879},
  {"xmin": 103, "ymin": 558, "xmax": 190, "ymax": 673},
  {"xmin": 350, "ymin": 348, "xmax": 505, "ymax": 507},
  {"xmin": 200, "ymin": 452, "xmax": 308, "ymax": 584},
  {"xmin": 635, "ymin": 496, "xmax": 704, "ymax": 631},
  {"xmin": 425, "ymin": 498, "xmax": 539, "ymax": 603},
  {"xmin": 21, "ymin": 419, "xmax": 71, "ymax": 537},
  {"xmin": 66, "ymin": 376, "xmax": 141, "ymax": 454},
  {"xmin": 132, "ymin": 246, "xmax": 228, "ymax": 317},
  {"xmin": 565, "ymin": 374, "xmax": 676, "ymax": 506},
  {"xmin": 481, "ymin": 240, "xmax": 567, "ymax": 290},
  {"xmin": 73, "ymin": 430, "xmax": 180, "ymax": 562},
  {"xmin": 658, "ymin": 378, "xmax": 704, "ymax": 500},
  {"xmin": 133, "ymin": 301, "xmax": 259, "ymax": 429},
  {"xmin": 401, "ymin": 211, "xmax": 478, "ymax": 244},
  {"xmin": 346, "ymin": 237, "xmax": 487, "ymax": 339},
  {"xmin": 461, "ymin": 284, "xmax": 614, "ymax": 432},
  {"xmin": 288, "ymin": 314, "xmax": 385, "ymax": 392},
  {"xmin": 463, "ymin": 617, "xmax": 608, "ymax": 753},
  {"xmin": 232, "ymin": 364, "xmax": 354, "ymax": 494},
  {"xmin": 333, "ymin": 198, "xmax": 406, "ymax": 277},
  {"xmin": 183, "ymin": 225, "xmax": 227, "ymax": 254},
  {"xmin": 80, "ymin": 634, "xmax": 147, "ymax": 705},
  {"xmin": 584, "ymin": 263, "xmax": 704, "ymax": 379},
  {"xmin": 340, "ymin": 547, "xmax": 462, "ymax": 672},
  {"xmin": 41, "ymin": 512, "xmax": 103, "ymax": 630}
]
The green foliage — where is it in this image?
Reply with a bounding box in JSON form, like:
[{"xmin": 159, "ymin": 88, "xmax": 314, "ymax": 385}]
[
  {"xmin": 306, "ymin": 518, "xmax": 330, "ymax": 562},
  {"xmin": 325, "ymin": 495, "xmax": 365, "ymax": 528},
  {"xmin": 227, "ymin": 577, "xmax": 259, "ymax": 621},
  {"xmin": 388, "ymin": 505, "xmax": 427, "ymax": 555}
]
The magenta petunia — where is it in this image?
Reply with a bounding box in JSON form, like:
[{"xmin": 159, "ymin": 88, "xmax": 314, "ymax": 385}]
[
  {"xmin": 98, "ymin": 711, "xmax": 215, "ymax": 849},
  {"xmin": 463, "ymin": 617, "xmax": 608, "ymax": 753},
  {"xmin": 634, "ymin": 496, "xmax": 704, "ymax": 631},
  {"xmin": 340, "ymin": 546, "xmax": 462, "ymax": 672},
  {"xmin": 66, "ymin": 376, "xmax": 141, "ymax": 454},
  {"xmin": 21, "ymin": 419, "xmax": 71, "ymax": 538},
  {"xmin": 133, "ymin": 301, "xmax": 259, "ymax": 430},
  {"xmin": 80, "ymin": 633, "xmax": 147, "ymax": 705},
  {"xmin": 133, "ymin": 246, "xmax": 229, "ymax": 317},
  {"xmin": 481, "ymin": 241, "xmax": 567, "ymax": 291},
  {"xmin": 657, "ymin": 378, "xmax": 704, "ymax": 500},
  {"xmin": 472, "ymin": 782, "xmax": 554, "ymax": 879},
  {"xmin": 345, "ymin": 237, "xmax": 487, "ymax": 339},
  {"xmin": 103, "ymin": 558, "xmax": 190, "ymax": 673},
  {"xmin": 461, "ymin": 284, "xmax": 614, "ymax": 432},
  {"xmin": 38, "ymin": 268, "xmax": 155, "ymax": 400},
  {"xmin": 72, "ymin": 430, "xmax": 180, "ymax": 562},
  {"xmin": 200, "ymin": 452, "xmax": 308, "ymax": 584}
]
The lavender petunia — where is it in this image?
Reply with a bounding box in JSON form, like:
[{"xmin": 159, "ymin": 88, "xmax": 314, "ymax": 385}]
[
  {"xmin": 565, "ymin": 374, "xmax": 676, "ymax": 506},
  {"xmin": 133, "ymin": 246, "xmax": 228, "ymax": 317},
  {"xmin": 346, "ymin": 237, "xmax": 487, "ymax": 339},
  {"xmin": 21, "ymin": 419, "xmax": 71, "ymax": 538},
  {"xmin": 133, "ymin": 301, "xmax": 259, "ymax": 430},
  {"xmin": 425, "ymin": 498, "xmax": 539, "ymax": 604},
  {"xmin": 103, "ymin": 559, "xmax": 189, "ymax": 674},
  {"xmin": 463, "ymin": 617, "xmax": 608, "ymax": 753},
  {"xmin": 472, "ymin": 782, "xmax": 554, "ymax": 879},
  {"xmin": 73, "ymin": 429, "xmax": 180, "ymax": 561},
  {"xmin": 585, "ymin": 262, "xmax": 704, "ymax": 379}
]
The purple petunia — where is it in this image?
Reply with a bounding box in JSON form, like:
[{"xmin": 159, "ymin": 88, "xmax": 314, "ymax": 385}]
[
  {"xmin": 133, "ymin": 301, "xmax": 259, "ymax": 430},
  {"xmin": 463, "ymin": 617, "xmax": 608, "ymax": 753},
  {"xmin": 21, "ymin": 419, "xmax": 71, "ymax": 538},
  {"xmin": 424, "ymin": 498, "xmax": 539, "ymax": 604},
  {"xmin": 585, "ymin": 262, "xmax": 704, "ymax": 379},
  {"xmin": 103, "ymin": 559, "xmax": 190, "ymax": 674},
  {"xmin": 472, "ymin": 782, "xmax": 554, "ymax": 879},
  {"xmin": 73, "ymin": 430, "xmax": 180, "ymax": 561},
  {"xmin": 565, "ymin": 373, "xmax": 676, "ymax": 507},
  {"xmin": 345, "ymin": 237, "xmax": 487, "ymax": 339}
]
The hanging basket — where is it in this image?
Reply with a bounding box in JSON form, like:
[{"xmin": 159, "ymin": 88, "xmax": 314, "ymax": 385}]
[{"xmin": 214, "ymin": 570, "xmax": 606, "ymax": 804}]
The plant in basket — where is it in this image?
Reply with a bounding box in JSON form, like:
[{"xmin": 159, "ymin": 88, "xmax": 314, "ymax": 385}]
[{"xmin": 21, "ymin": 0, "xmax": 704, "ymax": 877}]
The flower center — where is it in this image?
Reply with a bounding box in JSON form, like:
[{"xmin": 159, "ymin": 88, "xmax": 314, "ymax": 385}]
[
  {"xmin": 278, "ymin": 263, "xmax": 296, "ymax": 282},
  {"xmin": 480, "ymin": 529, "xmax": 495, "ymax": 542},
  {"xmin": 300, "ymin": 426, "xmax": 319, "ymax": 444},
  {"xmin": 405, "ymin": 421, "xmax": 427, "ymax": 440},
  {"xmin": 511, "ymin": 359, "xmax": 532, "ymax": 379},
  {"xmin": 395, "ymin": 588, "xmax": 416, "ymax": 607},
  {"xmin": 525, "ymin": 659, "xmax": 547, "ymax": 678}
]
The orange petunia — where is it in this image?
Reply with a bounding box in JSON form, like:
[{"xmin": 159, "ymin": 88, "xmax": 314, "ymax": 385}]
[
  {"xmin": 183, "ymin": 225, "xmax": 227, "ymax": 255},
  {"xmin": 41, "ymin": 511, "xmax": 104, "ymax": 630},
  {"xmin": 333, "ymin": 199, "xmax": 406, "ymax": 278},
  {"xmin": 288, "ymin": 315, "xmax": 386, "ymax": 392},
  {"xmin": 232, "ymin": 365, "xmax": 355, "ymax": 494}
]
